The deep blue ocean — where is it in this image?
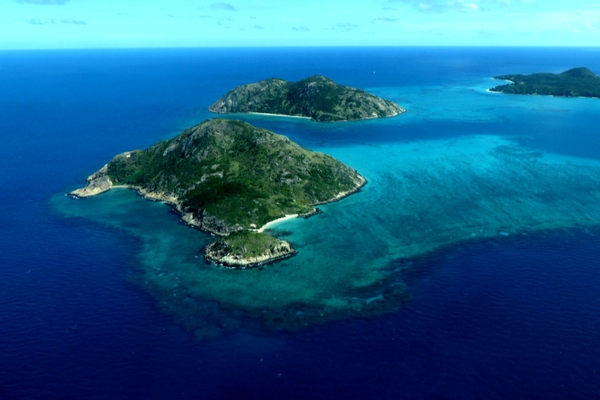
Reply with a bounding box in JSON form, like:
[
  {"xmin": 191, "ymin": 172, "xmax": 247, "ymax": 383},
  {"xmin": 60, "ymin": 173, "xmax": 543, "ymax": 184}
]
[{"xmin": 2, "ymin": 47, "xmax": 600, "ymax": 399}]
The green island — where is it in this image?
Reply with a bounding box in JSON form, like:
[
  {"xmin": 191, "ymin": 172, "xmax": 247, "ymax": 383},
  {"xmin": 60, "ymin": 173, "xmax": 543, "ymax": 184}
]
[
  {"xmin": 209, "ymin": 75, "xmax": 405, "ymax": 122},
  {"xmin": 205, "ymin": 231, "xmax": 296, "ymax": 269},
  {"xmin": 489, "ymin": 67, "xmax": 600, "ymax": 98},
  {"xmin": 70, "ymin": 118, "xmax": 365, "ymax": 268}
]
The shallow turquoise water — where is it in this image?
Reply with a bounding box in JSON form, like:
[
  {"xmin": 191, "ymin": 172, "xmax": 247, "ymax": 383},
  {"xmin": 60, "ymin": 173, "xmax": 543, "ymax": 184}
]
[
  {"xmin": 5, "ymin": 47, "xmax": 600, "ymax": 399},
  {"xmin": 55, "ymin": 74, "xmax": 600, "ymax": 330}
]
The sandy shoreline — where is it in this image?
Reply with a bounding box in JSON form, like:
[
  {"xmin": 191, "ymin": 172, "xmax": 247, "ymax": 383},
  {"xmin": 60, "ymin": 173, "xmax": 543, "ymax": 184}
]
[
  {"xmin": 255, "ymin": 214, "xmax": 299, "ymax": 232},
  {"xmin": 248, "ymin": 112, "xmax": 311, "ymax": 120},
  {"xmin": 255, "ymin": 174, "xmax": 366, "ymax": 232},
  {"xmin": 486, "ymin": 77, "xmax": 512, "ymax": 93}
]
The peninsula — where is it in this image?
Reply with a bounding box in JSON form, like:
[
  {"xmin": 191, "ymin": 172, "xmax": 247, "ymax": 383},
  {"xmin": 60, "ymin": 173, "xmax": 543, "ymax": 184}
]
[
  {"xmin": 70, "ymin": 119, "xmax": 365, "ymax": 268},
  {"xmin": 489, "ymin": 67, "xmax": 600, "ymax": 98},
  {"xmin": 209, "ymin": 75, "xmax": 405, "ymax": 122}
]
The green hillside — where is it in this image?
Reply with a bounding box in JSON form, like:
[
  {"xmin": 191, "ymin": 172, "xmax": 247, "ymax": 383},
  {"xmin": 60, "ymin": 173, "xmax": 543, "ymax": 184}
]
[{"xmin": 209, "ymin": 75, "xmax": 405, "ymax": 122}]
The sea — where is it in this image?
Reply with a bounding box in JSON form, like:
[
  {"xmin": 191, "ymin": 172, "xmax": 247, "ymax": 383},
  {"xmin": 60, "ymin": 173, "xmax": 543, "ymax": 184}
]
[{"xmin": 2, "ymin": 47, "xmax": 600, "ymax": 399}]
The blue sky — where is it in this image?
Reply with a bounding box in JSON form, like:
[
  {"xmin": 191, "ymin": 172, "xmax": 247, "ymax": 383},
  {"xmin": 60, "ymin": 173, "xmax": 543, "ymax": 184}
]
[{"xmin": 2, "ymin": 0, "xmax": 600, "ymax": 49}]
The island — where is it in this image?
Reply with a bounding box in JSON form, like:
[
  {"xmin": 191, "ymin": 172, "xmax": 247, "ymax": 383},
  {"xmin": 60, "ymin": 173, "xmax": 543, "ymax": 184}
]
[
  {"xmin": 70, "ymin": 118, "xmax": 365, "ymax": 268},
  {"xmin": 209, "ymin": 75, "xmax": 405, "ymax": 122},
  {"xmin": 489, "ymin": 67, "xmax": 600, "ymax": 98}
]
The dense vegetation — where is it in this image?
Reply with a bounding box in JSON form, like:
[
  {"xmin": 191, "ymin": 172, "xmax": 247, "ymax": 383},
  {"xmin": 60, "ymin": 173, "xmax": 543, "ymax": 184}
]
[
  {"xmin": 490, "ymin": 67, "xmax": 600, "ymax": 98},
  {"xmin": 104, "ymin": 119, "xmax": 364, "ymax": 233},
  {"xmin": 209, "ymin": 75, "xmax": 404, "ymax": 122}
]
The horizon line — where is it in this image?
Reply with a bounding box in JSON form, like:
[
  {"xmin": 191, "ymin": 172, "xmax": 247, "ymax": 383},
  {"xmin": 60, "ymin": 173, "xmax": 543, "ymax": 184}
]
[{"xmin": 2, "ymin": 44, "xmax": 600, "ymax": 52}]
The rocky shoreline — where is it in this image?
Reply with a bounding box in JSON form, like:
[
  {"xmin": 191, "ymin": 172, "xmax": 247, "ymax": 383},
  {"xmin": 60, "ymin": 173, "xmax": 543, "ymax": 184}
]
[
  {"xmin": 313, "ymin": 174, "xmax": 366, "ymax": 206},
  {"xmin": 69, "ymin": 169, "xmax": 366, "ymax": 230},
  {"xmin": 69, "ymin": 166, "xmax": 366, "ymax": 269},
  {"xmin": 68, "ymin": 158, "xmax": 242, "ymax": 236},
  {"xmin": 204, "ymin": 239, "xmax": 297, "ymax": 269}
]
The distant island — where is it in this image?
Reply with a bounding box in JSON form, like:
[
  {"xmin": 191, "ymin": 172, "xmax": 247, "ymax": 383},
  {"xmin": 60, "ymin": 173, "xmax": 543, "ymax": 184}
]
[
  {"xmin": 489, "ymin": 67, "xmax": 600, "ymax": 98},
  {"xmin": 70, "ymin": 119, "xmax": 365, "ymax": 268},
  {"xmin": 209, "ymin": 75, "xmax": 405, "ymax": 122}
]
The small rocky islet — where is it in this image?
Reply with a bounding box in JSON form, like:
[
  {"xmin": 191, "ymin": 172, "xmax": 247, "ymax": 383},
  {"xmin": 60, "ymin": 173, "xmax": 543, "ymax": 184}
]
[
  {"xmin": 209, "ymin": 75, "xmax": 405, "ymax": 122},
  {"xmin": 490, "ymin": 67, "xmax": 600, "ymax": 98},
  {"xmin": 70, "ymin": 118, "xmax": 365, "ymax": 267}
]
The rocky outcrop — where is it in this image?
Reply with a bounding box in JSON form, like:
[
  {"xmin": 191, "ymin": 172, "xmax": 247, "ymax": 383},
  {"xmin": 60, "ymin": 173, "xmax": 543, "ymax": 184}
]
[
  {"xmin": 209, "ymin": 75, "xmax": 405, "ymax": 122},
  {"xmin": 204, "ymin": 238, "xmax": 296, "ymax": 269},
  {"xmin": 69, "ymin": 164, "xmax": 113, "ymax": 198}
]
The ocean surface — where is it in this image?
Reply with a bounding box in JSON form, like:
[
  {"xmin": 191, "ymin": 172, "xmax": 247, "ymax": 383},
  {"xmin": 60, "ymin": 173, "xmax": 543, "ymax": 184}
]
[{"xmin": 2, "ymin": 47, "xmax": 600, "ymax": 399}]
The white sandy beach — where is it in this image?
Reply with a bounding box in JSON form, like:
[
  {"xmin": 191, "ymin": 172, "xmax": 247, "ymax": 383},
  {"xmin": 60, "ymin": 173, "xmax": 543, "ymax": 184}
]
[
  {"xmin": 256, "ymin": 214, "xmax": 299, "ymax": 232},
  {"xmin": 248, "ymin": 112, "xmax": 311, "ymax": 119}
]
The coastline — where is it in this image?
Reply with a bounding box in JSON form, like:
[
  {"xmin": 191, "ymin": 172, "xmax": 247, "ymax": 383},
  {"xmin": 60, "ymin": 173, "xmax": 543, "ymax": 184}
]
[
  {"xmin": 254, "ymin": 173, "xmax": 367, "ymax": 232},
  {"xmin": 249, "ymin": 111, "xmax": 405, "ymax": 122},
  {"xmin": 312, "ymin": 174, "xmax": 367, "ymax": 206},
  {"xmin": 69, "ymin": 166, "xmax": 367, "ymax": 267},
  {"xmin": 204, "ymin": 242, "xmax": 298, "ymax": 269},
  {"xmin": 247, "ymin": 112, "xmax": 311, "ymax": 119},
  {"xmin": 211, "ymin": 110, "xmax": 405, "ymax": 123},
  {"xmin": 487, "ymin": 89, "xmax": 600, "ymax": 100},
  {"xmin": 70, "ymin": 171, "xmax": 367, "ymax": 227},
  {"xmin": 487, "ymin": 77, "xmax": 513, "ymax": 94},
  {"xmin": 487, "ymin": 77, "xmax": 600, "ymax": 99}
]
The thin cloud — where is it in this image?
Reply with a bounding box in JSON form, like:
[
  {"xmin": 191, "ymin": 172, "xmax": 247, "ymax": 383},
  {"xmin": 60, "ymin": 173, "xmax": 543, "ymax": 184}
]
[
  {"xmin": 333, "ymin": 23, "xmax": 360, "ymax": 32},
  {"xmin": 385, "ymin": 0, "xmax": 480, "ymax": 13},
  {"xmin": 373, "ymin": 17, "xmax": 399, "ymax": 23},
  {"xmin": 293, "ymin": 26, "xmax": 310, "ymax": 32},
  {"xmin": 252, "ymin": 24, "xmax": 264, "ymax": 30},
  {"xmin": 60, "ymin": 18, "xmax": 86, "ymax": 25},
  {"xmin": 26, "ymin": 18, "xmax": 86, "ymax": 25},
  {"xmin": 17, "ymin": 0, "xmax": 69, "ymax": 4},
  {"xmin": 210, "ymin": 2, "xmax": 237, "ymax": 11},
  {"xmin": 385, "ymin": 0, "xmax": 536, "ymax": 13}
]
